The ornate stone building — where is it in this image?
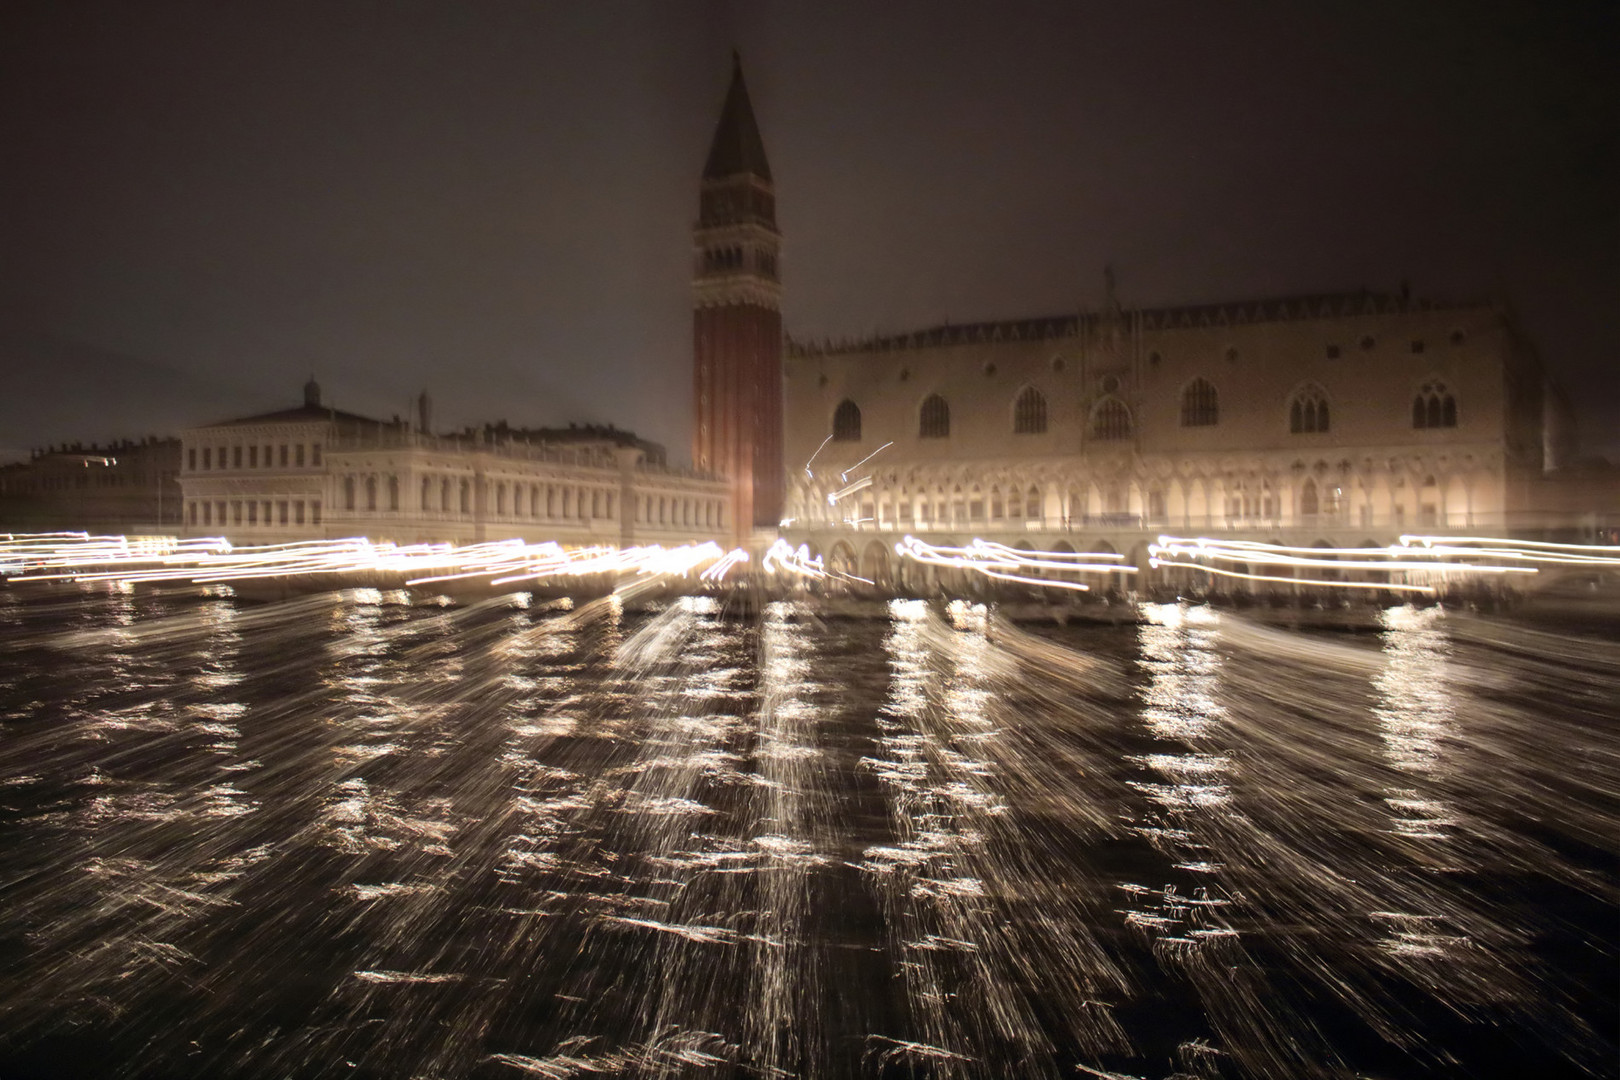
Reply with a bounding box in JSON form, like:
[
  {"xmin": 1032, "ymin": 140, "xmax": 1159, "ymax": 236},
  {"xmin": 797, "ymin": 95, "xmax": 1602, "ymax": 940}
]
[
  {"xmin": 178, "ymin": 381, "xmax": 728, "ymax": 548},
  {"xmin": 692, "ymin": 54, "xmax": 783, "ymax": 546},
  {"xmin": 779, "ymin": 282, "xmax": 1562, "ymax": 585}
]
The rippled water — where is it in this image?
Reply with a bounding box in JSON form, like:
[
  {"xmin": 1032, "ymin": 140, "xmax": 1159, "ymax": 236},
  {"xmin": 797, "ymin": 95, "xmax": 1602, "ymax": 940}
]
[{"xmin": 0, "ymin": 585, "xmax": 1614, "ymax": 1079}]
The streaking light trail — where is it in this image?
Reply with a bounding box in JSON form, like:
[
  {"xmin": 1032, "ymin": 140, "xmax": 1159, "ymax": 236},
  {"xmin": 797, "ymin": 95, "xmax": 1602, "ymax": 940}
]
[
  {"xmin": 895, "ymin": 536, "xmax": 1140, "ymax": 592},
  {"xmin": 0, "ymin": 532, "xmax": 743, "ymax": 594},
  {"xmin": 841, "ymin": 441, "xmax": 894, "ymax": 483},
  {"xmin": 1145, "ymin": 534, "xmax": 1620, "ymax": 594}
]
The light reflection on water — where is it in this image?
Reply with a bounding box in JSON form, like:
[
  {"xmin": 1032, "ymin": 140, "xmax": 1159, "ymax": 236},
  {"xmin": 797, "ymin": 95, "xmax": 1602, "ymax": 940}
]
[{"xmin": 0, "ymin": 586, "xmax": 1613, "ymax": 1078}]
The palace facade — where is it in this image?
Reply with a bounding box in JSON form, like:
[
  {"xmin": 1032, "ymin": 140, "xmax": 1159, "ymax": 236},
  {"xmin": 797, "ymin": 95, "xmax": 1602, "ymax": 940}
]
[
  {"xmin": 177, "ymin": 381, "xmax": 729, "ymax": 548},
  {"xmin": 777, "ymin": 285, "xmax": 1576, "ymax": 583}
]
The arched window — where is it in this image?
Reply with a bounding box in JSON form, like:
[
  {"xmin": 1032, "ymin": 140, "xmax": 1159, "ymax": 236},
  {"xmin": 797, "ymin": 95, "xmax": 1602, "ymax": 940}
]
[
  {"xmin": 421, "ymin": 476, "xmax": 432, "ymax": 511},
  {"xmin": 1013, "ymin": 387, "xmax": 1047, "ymax": 434},
  {"xmin": 440, "ymin": 477, "xmax": 451, "ymax": 512},
  {"xmin": 1181, "ymin": 378, "xmax": 1219, "ymax": 426},
  {"xmin": 1289, "ymin": 385, "xmax": 1330, "ymax": 433},
  {"xmin": 1300, "ymin": 478, "xmax": 1319, "ymax": 517},
  {"xmin": 364, "ymin": 476, "xmax": 377, "ymax": 511},
  {"xmin": 459, "ymin": 479, "xmax": 471, "ymax": 514},
  {"xmin": 1025, "ymin": 484, "xmax": 1042, "ymax": 520},
  {"xmin": 832, "ymin": 399, "xmax": 862, "ymax": 442},
  {"xmin": 919, "ymin": 394, "xmax": 950, "ymax": 439},
  {"xmin": 1090, "ymin": 397, "xmax": 1131, "ymax": 440},
  {"xmin": 387, "ymin": 476, "xmax": 399, "ymax": 512},
  {"xmin": 1412, "ymin": 382, "xmax": 1457, "ymax": 429},
  {"xmin": 343, "ymin": 476, "xmax": 356, "ymax": 510}
]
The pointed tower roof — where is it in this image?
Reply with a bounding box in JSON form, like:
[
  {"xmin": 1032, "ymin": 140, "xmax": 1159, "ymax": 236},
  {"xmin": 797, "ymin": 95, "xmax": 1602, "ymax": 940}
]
[{"xmin": 703, "ymin": 52, "xmax": 772, "ymax": 182}]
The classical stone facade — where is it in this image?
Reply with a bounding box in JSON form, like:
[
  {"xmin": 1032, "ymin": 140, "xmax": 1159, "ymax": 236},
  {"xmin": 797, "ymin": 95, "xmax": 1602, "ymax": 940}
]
[
  {"xmin": 692, "ymin": 55, "xmax": 784, "ymax": 545},
  {"xmin": 178, "ymin": 382, "xmax": 729, "ymax": 547},
  {"xmin": 780, "ymin": 285, "xmax": 1564, "ymax": 585}
]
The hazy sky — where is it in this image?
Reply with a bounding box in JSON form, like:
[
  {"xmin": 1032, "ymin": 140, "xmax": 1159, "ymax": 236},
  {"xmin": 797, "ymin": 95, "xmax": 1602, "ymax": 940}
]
[{"xmin": 1, "ymin": 0, "xmax": 1613, "ymax": 461}]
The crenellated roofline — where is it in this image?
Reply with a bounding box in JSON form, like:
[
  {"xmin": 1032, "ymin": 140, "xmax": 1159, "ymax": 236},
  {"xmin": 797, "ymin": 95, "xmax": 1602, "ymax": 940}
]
[{"xmin": 786, "ymin": 289, "xmax": 1500, "ymax": 358}]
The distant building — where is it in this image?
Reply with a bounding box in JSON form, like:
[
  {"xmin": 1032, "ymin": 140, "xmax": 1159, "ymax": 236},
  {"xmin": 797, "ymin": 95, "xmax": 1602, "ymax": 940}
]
[
  {"xmin": 178, "ymin": 380, "xmax": 729, "ymax": 547},
  {"xmin": 0, "ymin": 438, "xmax": 181, "ymax": 533}
]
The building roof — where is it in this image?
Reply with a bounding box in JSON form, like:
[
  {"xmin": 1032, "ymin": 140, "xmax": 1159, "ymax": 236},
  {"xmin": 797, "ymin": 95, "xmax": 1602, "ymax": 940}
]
[
  {"xmin": 786, "ymin": 289, "xmax": 1497, "ymax": 358},
  {"xmin": 200, "ymin": 402, "xmax": 382, "ymax": 428},
  {"xmin": 468, "ymin": 422, "xmax": 667, "ymax": 465},
  {"xmin": 703, "ymin": 53, "xmax": 772, "ymax": 183}
]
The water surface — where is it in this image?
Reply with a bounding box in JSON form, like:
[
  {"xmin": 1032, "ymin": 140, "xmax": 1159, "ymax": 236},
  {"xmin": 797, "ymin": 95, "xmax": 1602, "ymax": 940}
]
[{"xmin": 0, "ymin": 586, "xmax": 1613, "ymax": 1078}]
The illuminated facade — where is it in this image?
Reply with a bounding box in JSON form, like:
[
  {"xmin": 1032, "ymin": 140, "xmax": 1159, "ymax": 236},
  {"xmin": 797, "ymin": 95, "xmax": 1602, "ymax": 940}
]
[
  {"xmin": 780, "ymin": 284, "xmax": 1566, "ymax": 583},
  {"xmin": 692, "ymin": 54, "xmax": 784, "ymax": 545},
  {"xmin": 178, "ymin": 381, "xmax": 729, "ymax": 547}
]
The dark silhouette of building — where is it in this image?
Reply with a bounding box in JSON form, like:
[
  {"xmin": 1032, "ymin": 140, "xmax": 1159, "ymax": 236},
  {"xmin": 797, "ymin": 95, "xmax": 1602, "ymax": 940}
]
[
  {"xmin": 692, "ymin": 53, "xmax": 783, "ymax": 544},
  {"xmin": 0, "ymin": 438, "xmax": 181, "ymax": 533}
]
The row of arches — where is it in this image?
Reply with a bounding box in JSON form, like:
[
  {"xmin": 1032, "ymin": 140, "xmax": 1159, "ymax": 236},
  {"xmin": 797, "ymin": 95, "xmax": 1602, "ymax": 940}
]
[
  {"xmin": 794, "ymin": 464, "xmax": 1493, "ymax": 533},
  {"xmin": 187, "ymin": 498, "xmax": 319, "ymax": 528},
  {"xmin": 340, "ymin": 473, "xmax": 621, "ymax": 523},
  {"xmin": 326, "ymin": 472, "xmax": 726, "ymax": 533},
  {"xmin": 700, "ymin": 245, "xmax": 775, "ymax": 278},
  {"xmin": 826, "ymin": 378, "xmax": 1463, "ymax": 442},
  {"xmin": 801, "ymin": 535, "xmax": 1472, "ymax": 596},
  {"xmin": 635, "ymin": 493, "xmax": 724, "ymax": 531}
]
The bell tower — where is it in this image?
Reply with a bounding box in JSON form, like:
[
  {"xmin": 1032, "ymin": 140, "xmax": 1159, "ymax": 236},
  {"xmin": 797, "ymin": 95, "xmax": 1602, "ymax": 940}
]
[{"xmin": 693, "ymin": 52, "xmax": 782, "ymax": 545}]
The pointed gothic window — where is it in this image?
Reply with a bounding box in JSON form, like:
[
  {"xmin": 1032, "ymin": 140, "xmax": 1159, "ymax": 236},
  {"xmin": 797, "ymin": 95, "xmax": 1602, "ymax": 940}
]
[
  {"xmin": 1289, "ymin": 385, "xmax": 1330, "ymax": 433},
  {"xmin": 1090, "ymin": 397, "xmax": 1131, "ymax": 440},
  {"xmin": 1412, "ymin": 382, "xmax": 1457, "ymax": 429},
  {"xmin": 1300, "ymin": 478, "xmax": 1320, "ymax": 517},
  {"xmin": 1013, "ymin": 387, "xmax": 1048, "ymax": 434},
  {"xmin": 832, "ymin": 399, "xmax": 862, "ymax": 442},
  {"xmin": 1181, "ymin": 378, "xmax": 1219, "ymax": 426},
  {"xmin": 919, "ymin": 394, "xmax": 950, "ymax": 439}
]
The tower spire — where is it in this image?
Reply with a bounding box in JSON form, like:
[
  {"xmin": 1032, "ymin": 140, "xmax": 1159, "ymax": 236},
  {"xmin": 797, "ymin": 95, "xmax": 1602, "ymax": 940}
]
[{"xmin": 703, "ymin": 52, "xmax": 772, "ymax": 183}]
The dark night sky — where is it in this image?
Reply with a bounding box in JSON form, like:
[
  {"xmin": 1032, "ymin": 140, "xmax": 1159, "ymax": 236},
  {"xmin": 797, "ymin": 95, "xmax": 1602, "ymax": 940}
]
[{"xmin": 1, "ymin": 0, "xmax": 1614, "ymax": 463}]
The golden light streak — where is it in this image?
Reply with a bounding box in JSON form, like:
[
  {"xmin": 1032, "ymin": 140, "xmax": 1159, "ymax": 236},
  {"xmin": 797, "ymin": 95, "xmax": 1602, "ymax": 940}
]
[
  {"xmin": 802, "ymin": 434, "xmax": 832, "ymax": 480},
  {"xmin": 840, "ymin": 440, "xmax": 894, "ymax": 483},
  {"xmin": 826, "ymin": 475, "xmax": 874, "ymax": 505},
  {"xmin": 892, "ymin": 536, "xmax": 1144, "ymax": 591},
  {"xmin": 1142, "ymin": 534, "xmax": 1584, "ymax": 594},
  {"xmin": 0, "ymin": 532, "xmax": 739, "ymax": 595}
]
